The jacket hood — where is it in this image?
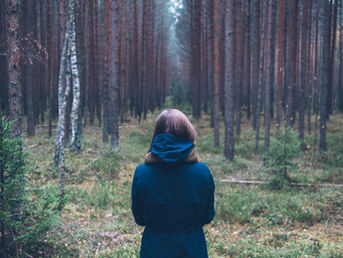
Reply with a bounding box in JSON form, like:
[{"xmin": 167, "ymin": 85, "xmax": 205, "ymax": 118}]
[{"xmin": 150, "ymin": 133, "xmax": 194, "ymax": 162}]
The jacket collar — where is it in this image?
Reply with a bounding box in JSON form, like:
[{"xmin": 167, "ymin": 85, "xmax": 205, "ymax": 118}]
[{"xmin": 144, "ymin": 149, "xmax": 200, "ymax": 164}]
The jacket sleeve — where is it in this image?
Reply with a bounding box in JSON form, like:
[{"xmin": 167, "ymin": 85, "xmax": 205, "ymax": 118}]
[
  {"xmin": 131, "ymin": 170, "xmax": 145, "ymax": 226},
  {"xmin": 204, "ymin": 172, "xmax": 215, "ymax": 224}
]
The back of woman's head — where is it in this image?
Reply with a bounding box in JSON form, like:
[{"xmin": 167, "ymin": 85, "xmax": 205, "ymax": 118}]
[{"xmin": 152, "ymin": 109, "xmax": 197, "ymax": 142}]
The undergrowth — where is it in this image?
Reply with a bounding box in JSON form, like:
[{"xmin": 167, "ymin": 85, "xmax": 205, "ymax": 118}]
[{"xmin": 22, "ymin": 108, "xmax": 343, "ymax": 257}]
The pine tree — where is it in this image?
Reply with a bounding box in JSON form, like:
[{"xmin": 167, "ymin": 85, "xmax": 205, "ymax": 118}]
[
  {"xmin": 265, "ymin": 126, "xmax": 301, "ymax": 189},
  {"xmin": 0, "ymin": 115, "xmax": 25, "ymax": 255}
]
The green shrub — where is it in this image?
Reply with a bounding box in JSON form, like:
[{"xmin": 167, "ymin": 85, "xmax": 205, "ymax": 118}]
[
  {"xmin": 91, "ymin": 151, "xmax": 122, "ymax": 179},
  {"xmin": 217, "ymin": 186, "xmax": 327, "ymax": 226},
  {"xmin": 217, "ymin": 189, "xmax": 265, "ymax": 224},
  {"xmin": 264, "ymin": 126, "xmax": 301, "ymax": 189},
  {"xmin": 87, "ymin": 179, "xmax": 114, "ymax": 209},
  {"xmin": 0, "ymin": 115, "xmax": 63, "ymax": 257},
  {"xmin": 197, "ymin": 134, "xmax": 223, "ymax": 154},
  {"xmin": 0, "ymin": 115, "xmax": 26, "ymax": 255},
  {"xmin": 19, "ymin": 184, "xmax": 63, "ymax": 256}
]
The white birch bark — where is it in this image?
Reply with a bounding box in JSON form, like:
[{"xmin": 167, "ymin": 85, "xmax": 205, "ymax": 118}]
[
  {"xmin": 69, "ymin": 0, "xmax": 81, "ymax": 153},
  {"xmin": 54, "ymin": 0, "xmax": 72, "ymax": 196},
  {"xmin": 54, "ymin": 26, "xmax": 69, "ymax": 167},
  {"xmin": 60, "ymin": 47, "xmax": 72, "ymax": 198}
]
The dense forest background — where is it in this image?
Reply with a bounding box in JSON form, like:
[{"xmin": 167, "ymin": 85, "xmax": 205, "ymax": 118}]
[
  {"xmin": 2, "ymin": 0, "xmax": 343, "ymax": 155},
  {"xmin": 1, "ymin": 0, "xmax": 343, "ymax": 256},
  {"xmin": 2, "ymin": 0, "xmax": 343, "ymax": 154}
]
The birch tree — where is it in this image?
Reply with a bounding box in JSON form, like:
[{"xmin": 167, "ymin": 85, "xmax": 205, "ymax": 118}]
[
  {"xmin": 54, "ymin": 14, "xmax": 70, "ymax": 195},
  {"xmin": 59, "ymin": 49, "xmax": 71, "ymax": 198},
  {"xmin": 54, "ymin": 0, "xmax": 81, "ymax": 197},
  {"xmin": 69, "ymin": 0, "xmax": 82, "ymax": 153}
]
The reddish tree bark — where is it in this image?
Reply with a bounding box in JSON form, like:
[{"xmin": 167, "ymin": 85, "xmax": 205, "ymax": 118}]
[
  {"xmin": 235, "ymin": 0, "xmax": 243, "ymax": 137},
  {"xmin": 24, "ymin": 0, "xmax": 35, "ymax": 136},
  {"xmin": 213, "ymin": 0, "xmax": 221, "ymax": 146},
  {"xmin": 286, "ymin": 0, "xmax": 298, "ymax": 127},
  {"xmin": 120, "ymin": 0, "xmax": 127, "ymax": 122},
  {"xmin": 320, "ymin": 0, "xmax": 330, "ymax": 151},
  {"xmin": 7, "ymin": 0, "xmax": 22, "ymax": 139},
  {"xmin": 224, "ymin": 0, "xmax": 235, "ymax": 160},
  {"xmin": 299, "ymin": 0, "xmax": 310, "ymax": 140},
  {"xmin": 251, "ymin": 0, "xmax": 260, "ymax": 130},
  {"xmin": 108, "ymin": 0, "xmax": 120, "ymax": 150},
  {"xmin": 264, "ymin": 0, "xmax": 275, "ymax": 159}
]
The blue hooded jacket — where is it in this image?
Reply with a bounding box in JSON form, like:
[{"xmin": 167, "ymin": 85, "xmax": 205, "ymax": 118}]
[{"xmin": 131, "ymin": 134, "xmax": 215, "ymax": 258}]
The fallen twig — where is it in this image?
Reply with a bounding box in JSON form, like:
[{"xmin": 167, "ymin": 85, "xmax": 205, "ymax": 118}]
[
  {"xmin": 76, "ymin": 156, "xmax": 101, "ymax": 174},
  {"xmin": 221, "ymin": 179, "xmax": 343, "ymax": 188}
]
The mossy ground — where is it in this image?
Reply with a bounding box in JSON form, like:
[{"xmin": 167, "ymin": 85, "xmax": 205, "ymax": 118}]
[{"xmin": 23, "ymin": 106, "xmax": 343, "ymax": 257}]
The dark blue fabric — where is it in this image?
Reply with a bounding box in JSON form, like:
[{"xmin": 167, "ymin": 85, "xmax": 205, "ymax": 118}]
[
  {"xmin": 131, "ymin": 135, "xmax": 215, "ymax": 258},
  {"xmin": 150, "ymin": 134, "xmax": 194, "ymax": 162}
]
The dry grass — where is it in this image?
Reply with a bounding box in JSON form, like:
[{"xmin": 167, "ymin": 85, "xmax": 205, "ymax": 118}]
[{"xmin": 22, "ymin": 108, "xmax": 343, "ymax": 257}]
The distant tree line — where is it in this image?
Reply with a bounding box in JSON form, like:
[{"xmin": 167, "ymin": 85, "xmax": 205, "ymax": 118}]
[
  {"xmin": 0, "ymin": 0, "xmax": 170, "ymax": 142},
  {"xmin": 1, "ymin": 0, "xmax": 171, "ymax": 197},
  {"xmin": 174, "ymin": 0, "xmax": 343, "ymax": 160},
  {"xmin": 2, "ymin": 0, "xmax": 343, "ymax": 163}
]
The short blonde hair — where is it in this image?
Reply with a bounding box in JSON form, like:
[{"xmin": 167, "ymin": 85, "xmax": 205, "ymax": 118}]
[{"xmin": 149, "ymin": 109, "xmax": 197, "ymax": 151}]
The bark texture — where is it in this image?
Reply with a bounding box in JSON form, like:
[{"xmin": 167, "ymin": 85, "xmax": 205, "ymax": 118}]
[
  {"xmin": 224, "ymin": 0, "xmax": 235, "ymax": 160},
  {"xmin": 7, "ymin": 0, "xmax": 22, "ymax": 139}
]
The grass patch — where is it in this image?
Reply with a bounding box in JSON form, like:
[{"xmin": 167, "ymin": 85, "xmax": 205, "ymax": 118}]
[{"xmin": 23, "ymin": 111, "xmax": 343, "ymax": 256}]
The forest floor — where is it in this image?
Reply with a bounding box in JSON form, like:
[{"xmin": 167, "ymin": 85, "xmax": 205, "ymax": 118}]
[{"xmin": 23, "ymin": 105, "xmax": 343, "ymax": 257}]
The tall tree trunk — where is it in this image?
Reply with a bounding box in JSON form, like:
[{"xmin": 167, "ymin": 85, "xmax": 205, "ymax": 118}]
[
  {"xmin": 108, "ymin": 0, "xmax": 120, "ymax": 151},
  {"xmin": 264, "ymin": 0, "xmax": 274, "ymax": 161},
  {"xmin": 55, "ymin": 7, "xmax": 71, "ymax": 195},
  {"xmin": 207, "ymin": 0, "xmax": 214, "ymax": 127},
  {"xmin": 120, "ymin": 0, "xmax": 126, "ymax": 122},
  {"xmin": 244, "ymin": 1, "xmax": 251, "ymax": 120},
  {"xmin": 327, "ymin": 0, "xmax": 338, "ymax": 118},
  {"xmin": 213, "ymin": 0, "xmax": 221, "ymax": 147},
  {"xmin": 254, "ymin": 0, "xmax": 266, "ymax": 154},
  {"xmin": 306, "ymin": 0, "xmax": 313, "ymax": 135},
  {"xmin": 24, "ymin": 0, "xmax": 35, "ymax": 136},
  {"xmin": 141, "ymin": 0, "xmax": 148, "ymax": 121},
  {"xmin": 235, "ymin": 0, "xmax": 243, "ymax": 137},
  {"xmin": 313, "ymin": 0, "xmax": 320, "ymax": 118},
  {"xmin": 131, "ymin": 0, "xmax": 138, "ymax": 117},
  {"xmin": 0, "ymin": 1, "xmax": 8, "ymax": 112},
  {"xmin": 224, "ymin": 0, "xmax": 235, "ymax": 160},
  {"xmin": 339, "ymin": 0, "xmax": 343, "ymax": 112},
  {"xmin": 103, "ymin": 0, "xmax": 111, "ymax": 143},
  {"xmin": 286, "ymin": 0, "xmax": 298, "ymax": 127},
  {"xmin": 54, "ymin": 15, "xmax": 69, "ymax": 167},
  {"xmin": 251, "ymin": 0, "xmax": 260, "ymax": 130},
  {"xmin": 192, "ymin": 0, "xmax": 201, "ymax": 119},
  {"xmin": 7, "ymin": 0, "xmax": 22, "ymax": 139},
  {"xmin": 299, "ymin": 0, "xmax": 310, "ymax": 140},
  {"xmin": 269, "ymin": 1, "xmax": 277, "ymax": 120},
  {"xmin": 320, "ymin": 0, "xmax": 330, "ymax": 151},
  {"xmin": 59, "ymin": 47, "xmax": 71, "ymax": 199},
  {"xmin": 70, "ymin": 0, "xmax": 81, "ymax": 153},
  {"xmin": 48, "ymin": 0, "xmax": 57, "ymax": 137}
]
